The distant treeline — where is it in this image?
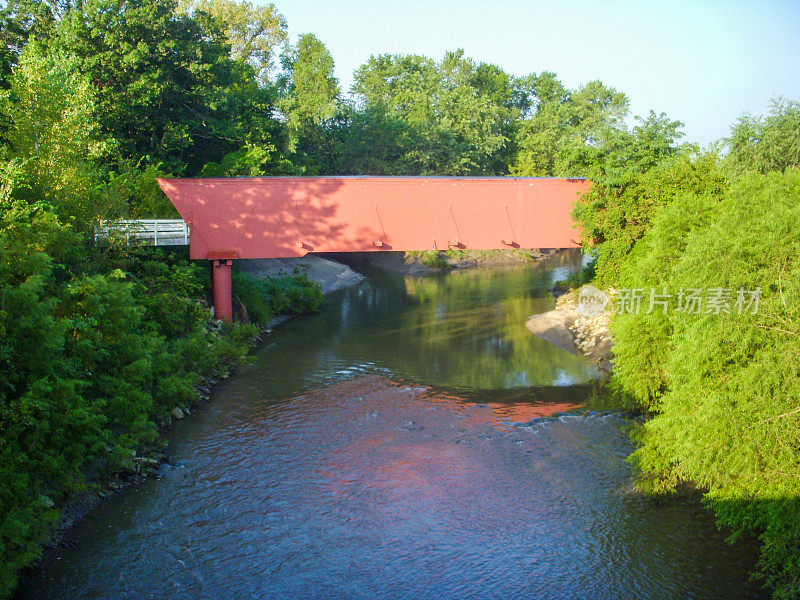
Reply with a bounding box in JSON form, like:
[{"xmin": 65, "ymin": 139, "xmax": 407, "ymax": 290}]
[{"xmin": 0, "ymin": 0, "xmax": 797, "ymax": 597}]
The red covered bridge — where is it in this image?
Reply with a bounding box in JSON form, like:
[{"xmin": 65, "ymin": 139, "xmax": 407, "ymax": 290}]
[{"xmin": 157, "ymin": 176, "xmax": 589, "ymax": 321}]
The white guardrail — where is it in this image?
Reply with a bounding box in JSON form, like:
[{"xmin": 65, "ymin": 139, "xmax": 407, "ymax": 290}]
[{"xmin": 95, "ymin": 219, "xmax": 190, "ymax": 246}]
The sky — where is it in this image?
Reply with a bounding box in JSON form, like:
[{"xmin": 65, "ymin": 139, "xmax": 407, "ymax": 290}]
[{"xmin": 270, "ymin": 0, "xmax": 800, "ymax": 147}]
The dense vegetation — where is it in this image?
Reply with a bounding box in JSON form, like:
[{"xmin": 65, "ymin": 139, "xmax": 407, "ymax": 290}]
[
  {"xmin": 0, "ymin": 0, "xmax": 324, "ymax": 594},
  {"xmin": 0, "ymin": 0, "xmax": 795, "ymax": 596},
  {"xmin": 572, "ymin": 99, "xmax": 800, "ymax": 598}
]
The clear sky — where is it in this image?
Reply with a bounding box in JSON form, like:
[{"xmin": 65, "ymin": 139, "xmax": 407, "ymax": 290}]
[{"xmin": 270, "ymin": 0, "xmax": 800, "ymax": 147}]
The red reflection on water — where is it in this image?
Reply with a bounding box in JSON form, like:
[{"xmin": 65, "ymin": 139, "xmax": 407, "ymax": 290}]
[
  {"xmin": 426, "ymin": 391, "xmax": 581, "ymax": 430},
  {"xmin": 483, "ymin": 402, "xmax": 581, "ymax": 428}
]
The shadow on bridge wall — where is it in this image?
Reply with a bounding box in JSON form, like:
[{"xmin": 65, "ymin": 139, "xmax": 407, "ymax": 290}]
[
  {"xmin": 159, "ymin": 177, "xmax": 356, "ymax": 260},
  {"xmin": 157, "ymin": 177, "xmax": 588, "ymax": 261}
]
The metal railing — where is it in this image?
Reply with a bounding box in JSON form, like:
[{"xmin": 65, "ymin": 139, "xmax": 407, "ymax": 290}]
[{"xmin": 95, "ymin": 219, "xmax": 190, "ymax": 246}]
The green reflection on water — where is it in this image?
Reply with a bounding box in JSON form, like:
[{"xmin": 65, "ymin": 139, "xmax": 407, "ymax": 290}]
[{"xmin": 258, "ymin": 250, "xmax": 600, "ymax": 397}]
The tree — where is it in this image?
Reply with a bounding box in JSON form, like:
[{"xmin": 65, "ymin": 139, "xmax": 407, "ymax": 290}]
[
  {"xmin": 511, "ymin": 75, "xmax": 630, "ymax": 177},
  {"xmin": 726, "ymin": 97, "xmax": 800, "ymax": 175},
  {"xmin": 350, "ymin": 50, "xmax": 514, "ymax": 175},
  {"xmin": 0, "ymin": 0, "xmax": 65, "ymax": 86},
  {"xmin": 179, "ymin": 0, "xmax": 286, "ymax": 83},
  {"xmin": 623, "ymin": 169, "xmax": 800, "ymax": 599},
  {"xmin": 280, "ymin": 33, "xmax": 339, "ymax": 147},
  {"xmin": 571, "ymin": 147, "xmax": 720, "ymax": 285},
  {"xmin": 54, "ymin": 0, "xmax": 275, "ymax": 174},
  {"xmin": 0, "ymin": 39, "xmax": 109, "ymax": 226}
]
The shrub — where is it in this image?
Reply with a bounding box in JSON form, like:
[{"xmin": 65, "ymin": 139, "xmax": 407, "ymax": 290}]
[
  {"xmin": 620, "ymin": 169, "xmax": 800, "ymax": 597},
  {"xmin": 232, "ymin": 269, "xmax": 323, "ymax": 326},
  {"xmin": 572, "ymin": 150, "xmax": 726, "ymax": 286}
]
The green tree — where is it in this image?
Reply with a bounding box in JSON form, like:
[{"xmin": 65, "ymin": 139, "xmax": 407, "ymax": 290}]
[
  {"xmin": 0, "ymin": 0, "xmax": 63, "ymax": 86},
  {"xmin": 0, "ymin": 39, "xmax": 109, "ymax": 226},
  {"xmin": 55, "ymin": 0, "xmax": 277, "ymax": 174},
  {"xmin": 350, "ymin": 50, "xmax": 514, "ymax": 175},
  {"xmin": 572, "ymin": 148, "xmax": 722, "ymax": 285},
  {"xmin": 179, "ymin": 0, "xmax": 287, "ymax": 83},
  {"xmin": 511, "ymin": 75, "xmax": 630, "ymax": 177},
  {"xmin": 726, "ymin": 98, "xmax": 800, "ymax": 175},
  {"xmin": 279, "ymin": 32, "xmax": 340, "ymax": 160},
  {"xmin": 328, "ymin": 104, "xmax": 410, "ymax": 175},
  {"xmin": 624, "ymin": 170, "xmax": 800, "ymax": 599}
]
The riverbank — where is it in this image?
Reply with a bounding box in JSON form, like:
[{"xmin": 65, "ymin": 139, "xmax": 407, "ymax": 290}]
[
  {"xmin": 238, "ymin": 255, "xmax": 366, "ymax": 295},
  {"xmin": 526, "ymin": 290, "xmax": 613, "ymax": 371},
  {"xmin": 34, "ymin": 259, "xmax": 367, "ymax": 561}
]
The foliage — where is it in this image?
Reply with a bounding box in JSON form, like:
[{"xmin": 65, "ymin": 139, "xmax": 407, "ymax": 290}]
[
  {"xmin": 280, "ymin": 34, "xmax": 339, "ymax": 140},
  {"xmin": 106, "ymin": 163, "xmax": 178, "ymax": 218},
  {"xmin": 726, "ymin": 98, "xmax": 800, "ymax": 175},
  {"xmin": 511, "ymin": 75, "xmax": 629, "ymax": 177},
  {"xmin": 572, "ymin": 149, "xmax": 725, "ymax": 285},
  {"xmin": 619, "ymin": 170, "xmax": 800, "ymax": 598},
  {"xmin": 0, "ymin": 40, "xmax": 110, "ymax": 227},
  {"xmin": 180, "ymin": 0, "xmax": 287, "ymax": 83},
  {"xmin": 0, "ymin": 210, "xmax": 258, "ymax": 595},
  {"xmin": 232, "ymin": 268, "xmax": 323, "ymax": 325},
  {"xmin": 0, "ymin": 0, "xmax": 62, "ymax": 86},
  {"xmin": 551, "ymin": 257, "xmax": 596, "ymax": 294},
  {"xmin": 404, "ymin": 250, "xmax": 452, "ymax": 270},
  {"xmin": 54, "ymin": 0, "xmax": 283, "ymax": 175},
  {"xmin": 609, "ymin": 191, "xmax": 721, "ymax": 409},
  {"xmin": 350, "ymin": 50, "xmax": 516, "ymax": 175},
  {"xmin": 197, "ymin": 142, "xmax": 294, "ymax": 177},
  {"xmin": 572, "ymin": 99, "xmax": 800, "ymax": 597}
]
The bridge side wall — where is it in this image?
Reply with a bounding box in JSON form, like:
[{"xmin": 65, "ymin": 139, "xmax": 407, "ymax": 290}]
[{"xmin": 157, "ymin": 177, "xmax": 588, "ymax": 260}]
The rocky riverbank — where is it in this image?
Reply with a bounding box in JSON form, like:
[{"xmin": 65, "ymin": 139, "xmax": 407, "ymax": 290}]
[{"xmin": 526, "ymin": 290, "xmax": 614, "ymax": 371}]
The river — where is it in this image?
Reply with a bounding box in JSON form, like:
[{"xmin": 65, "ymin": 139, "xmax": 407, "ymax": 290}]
[{"xmin": 19, "ymin": 250, "xmax": 766, "ymax": 600}]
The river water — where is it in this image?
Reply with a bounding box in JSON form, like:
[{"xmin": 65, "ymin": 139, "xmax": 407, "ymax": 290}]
[{"xmin": 20, "ymin": 251, "xmax": 766, "ymax": 600}]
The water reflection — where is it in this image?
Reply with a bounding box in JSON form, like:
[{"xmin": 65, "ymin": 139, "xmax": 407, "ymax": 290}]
[
  {"xmin": 256, "ymin": 250, "xmax": 599, "ymax": 398},
  {"xmin": 18, "ymin": 251, "xmax": 766, "ymax": 600},
  {"xmin": 20, "ymin": 376, "xmax": 765, "ymax": 600}
]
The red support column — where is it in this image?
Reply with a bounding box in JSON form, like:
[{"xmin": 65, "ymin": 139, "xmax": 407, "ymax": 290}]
[{"xmin": 211, "ymin": 259, "xmax": 233, "ymax": 323}]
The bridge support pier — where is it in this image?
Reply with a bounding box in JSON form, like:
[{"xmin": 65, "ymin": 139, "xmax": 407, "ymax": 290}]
[{"xmin": 209, "ymin": 252, "xmax": 236, "ymax": 323}]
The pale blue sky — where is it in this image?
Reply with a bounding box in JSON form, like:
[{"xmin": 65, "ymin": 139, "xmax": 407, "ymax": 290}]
[{"xmin": 271, "ymin": 0, "xmax": 800, "ymax": 146}]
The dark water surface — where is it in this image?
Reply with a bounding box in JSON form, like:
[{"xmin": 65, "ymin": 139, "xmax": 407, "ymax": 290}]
[{"xmin": 20, "ymin": 251, "xmax": 766, "ymax": 599}]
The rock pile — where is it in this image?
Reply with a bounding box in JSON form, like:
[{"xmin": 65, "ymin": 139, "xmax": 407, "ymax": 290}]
[{"xmin": 555, "ymin": 290, "xmax": 614, "ymax": 371}]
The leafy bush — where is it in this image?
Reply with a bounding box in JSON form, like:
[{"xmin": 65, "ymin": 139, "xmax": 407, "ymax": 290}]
[
  {"xmin": 232, "ymin": 269, "xmax": 323, "ymax": 325},
  {"xmin": 615, "ymin": 170, "xmax": 800, "ymax": 597},
  {"xmin": 610, "ymin": 192, "xmax": 721, "ymax": 410},
  {"xmin": 572, "ymin": 150, "xmax": 726, "ymax": 286},
  {"xmin": 0, "ymin": 212, "xmax": 258, "ymax": 596},
  {"xmin": 406, "ymin": 250, "xmax": 451, "ymax": 270}
]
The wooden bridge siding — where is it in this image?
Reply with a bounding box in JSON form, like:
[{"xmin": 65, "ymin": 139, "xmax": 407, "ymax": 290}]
[{"xmin": 157, "ymin": 177, "xmax": 588, "ymax": 261}]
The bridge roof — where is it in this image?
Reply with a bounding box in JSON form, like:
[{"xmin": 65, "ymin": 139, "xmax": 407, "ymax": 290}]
[{"xmin": 157, "ymin": 176, "xmax": 588, "ymax": 260}]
